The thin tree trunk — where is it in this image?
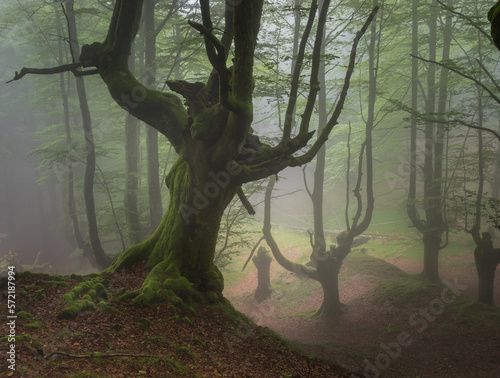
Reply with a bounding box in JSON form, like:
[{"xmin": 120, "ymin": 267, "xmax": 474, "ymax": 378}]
[
  {"xmin": 55, "ymin": 4, "xmax": 94, "ymax": 264},
  {"xmin": 407, "ymin": 0, "xmax": 423, "ymax": 231},
  {"xmin": 420, "ymin": 0, "xmax": 451, "ymax": 283},
  {"xmin": 421, "ymin": 0, "xmax": 441, "ymax": 283},
  {"xmin": 64, "ymin": 0, "xmax": 110, "ymax": 269},
  {"xmin": 124, "ymin": 41, "xmax": 143, "ymax": 245},
  {"xmin": 310, "ymin": 0, "xmax": 339, "ymax": 317},
  {"xmin": 292, "ymin": 0, "xmax": 376, "ymax": 319},
  {"xmin": 312, "ymin": 0, "xmax": 327, "ymax": 251},
  {"xmin": 144, "ymin": 0, "xmax": 163, "ymax": 233}
]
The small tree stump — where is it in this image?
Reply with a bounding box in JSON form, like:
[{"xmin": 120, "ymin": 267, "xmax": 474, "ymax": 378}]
[{"xmin": 252, "ymin": 247, "xmax": 272, "ymax": 302}]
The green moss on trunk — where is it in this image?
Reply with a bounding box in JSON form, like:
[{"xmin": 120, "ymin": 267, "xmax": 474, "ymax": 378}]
[{"xmin": 107, "ymin": 157, "xmax": 237, "ymax": 308}]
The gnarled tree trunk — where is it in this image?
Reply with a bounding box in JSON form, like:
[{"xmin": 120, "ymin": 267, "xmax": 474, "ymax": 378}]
[
  {"xmin": 252, "ymin": 246, "xmax": 272, "ymax": 302},
  {"xmin": 111, "ymin": 157, "xmax": 238, "ymax": 304},
  {"xmin": 474, "ymin": 233, "xmax": 500, "ymax": 305}
]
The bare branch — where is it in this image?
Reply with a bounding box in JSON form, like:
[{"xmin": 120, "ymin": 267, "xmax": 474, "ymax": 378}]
[
  {"xmin": 237, "ymin": 187, "xmax": 256, "ymax": 215},
  {"xmin": 476, "ymin": 58, "xmax": 500, "ymax": 93},
  {"xmin": 345, "ymin": 122, "xmax": 352, "ymax": 231},
  {"xmin": 188, "ymin": 20, "xmax": 239, "ymax": 113},
  {"xmin": 282, "ymin": 0, "xmax": 319, "ymax": 140},
  {"xmin": 350, "ymin": 141, "xmax": 366, "ymax": 231},
  {"xmin": 410, "ymin": 54, "xmax": 500, "ymax": 106},
  {"xmin": 7, "ymin": 63, "xmax": 86, "ymax": 83},
  {"xmin": 299, "ymin": 0, "xmax": 331, "ymax": 135},
  {"xmin": 307, "ymin": 230, "xmax": 315, "ymax": 249},
  {"xmin": 302, "ymin": 164, "xmax": 313, "ymax": 198},
  {"xmin": 262, "ymin": 176, "xmax": 317, "ymax": 279},
  {"xmin": 405, "ymin": 103, "xmax": 500, "ymax": 141},
  {"xmin": 294, "ymin": 6, "xmax": 379, "ymax": 165},
  {"xmin": 241, "ymin": 235, "xmax": 265, "ymax": 272},
  {"xmin": 436, "ymin": 0, "xmax": 494, "ymax": 46}
]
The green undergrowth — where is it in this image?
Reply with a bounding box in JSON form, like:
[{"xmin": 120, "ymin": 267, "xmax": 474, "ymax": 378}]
[
  {"xmin": 446, "ymin": 296, "xmax": 500, "ymax": 334},
  {"xmin": 57, "ymin": 277, "xmax": 111, "ymax": 320},
  {"xmin": 0, "ymin": 334, "xmax": 43, "ymax": 355},
  {"xmin": 370, "ymin": 277, "xmax": 443, "ymax": 307},
  {"xmin": 343, "ymin": 251, "xmax": 409, "ymax": 281},
  {"xmin": 117, "ymin": 260, "xmax": 202, "ymax": 311},
  {"xmin": 15, "ymin": 266, "xmax": 228, "ymax": 321},
  {"xmin": 114, "ymin": 276, "xmax": 200, "ymax": 314},
  {"xmin": 369, "ymin": 275, "xmax": 500, "ymax": 335},
  {"xmin": 361, "ymin": 237, "xmax": 422, "ymax": 260}
]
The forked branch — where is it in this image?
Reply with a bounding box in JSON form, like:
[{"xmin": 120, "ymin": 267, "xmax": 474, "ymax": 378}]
[
  {"xmin": 410, "ymin": 54, "xmax": 500, "ymax": 106},
  {"xmin": 262, "ymin": 176, "xmax": 318, "ymax": 279},
  {"xmin": 294, "ymin": 5, "xmax": 379, "ymax": 165}
]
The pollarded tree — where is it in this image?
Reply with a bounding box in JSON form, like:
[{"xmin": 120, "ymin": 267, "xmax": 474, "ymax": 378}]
[
  {"xmin": 262, "ymin": 0, "xmax": 378, "ymax": 318},
  {"xmin": 9, "ymin": 0, "xmax": 377, "ymax": 306}
]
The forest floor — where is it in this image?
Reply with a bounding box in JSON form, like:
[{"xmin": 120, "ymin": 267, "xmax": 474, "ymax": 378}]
[
  {"xmin": 224, "ymin": 237, "xmax": 500, "ymax": 378},
  {"xmin": 0, "ymin": 261, "xmax": 356, "ymax": 377}
]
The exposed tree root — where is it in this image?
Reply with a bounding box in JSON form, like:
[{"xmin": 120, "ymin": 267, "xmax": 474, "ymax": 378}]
[{"xmin": 45, "ymin": 351, "xmax": 161, "ymax": 360}]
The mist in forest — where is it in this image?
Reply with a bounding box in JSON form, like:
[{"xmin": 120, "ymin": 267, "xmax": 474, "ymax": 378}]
[
  {"xmin": 0, "ymin": 0, "xmax": 499, "ymax": 301},
  {"xmin": 1, "ymin": 0, "xmax": 500, "ymax": 376}
]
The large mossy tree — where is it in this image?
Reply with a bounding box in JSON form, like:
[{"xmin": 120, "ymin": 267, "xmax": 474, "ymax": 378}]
[{"xmin": 11, "ymin": 0, "xmax": 376, "ymax": 307}]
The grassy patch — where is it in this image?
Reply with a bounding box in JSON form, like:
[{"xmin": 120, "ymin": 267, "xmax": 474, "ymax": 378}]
[
  {"xmin": 343, "ymin": 251, "xmax": 408, "ymax": 281},
  {"xmin": 370, "ymin": 277, "xmax": 442, "ymax": 307},
  {"xmin": 447, "ymin": 296, "xmax": 500, "ymax": 334}
]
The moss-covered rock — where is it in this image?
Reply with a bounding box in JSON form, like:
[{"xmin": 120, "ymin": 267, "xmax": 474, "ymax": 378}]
[
  {"xmin": 93, "ymin": 282, "xmax": 108, "ymax": 299},
  {"xmin": 57, "ymin": 278, "xmax": 108, "ymax": 320},
  {"xmin": 163, "ymin": 277, "xmax": 199, "ymax": 303},
  {"xmin": 57, "ymin": 299, "xmax": 96, "ymax": 320},
  {"xmin": 24, "ymin": 320, "xmax": 45, "ymax": 329},
  {"xmin": 115, "ymin": 290, "xmax": 140, "ymax": 302}
]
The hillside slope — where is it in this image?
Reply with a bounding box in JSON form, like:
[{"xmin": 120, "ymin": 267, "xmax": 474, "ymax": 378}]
[{"xmin": 0, "ymin": 262, "xmax": 355, "ymax": 377}]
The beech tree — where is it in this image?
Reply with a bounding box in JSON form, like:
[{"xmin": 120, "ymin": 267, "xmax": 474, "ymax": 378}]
[
  {"xmin": 10, "ymin": 0, "xmax": 377, "ymax": 306},
  {"xmin": 263, "ymin": 0, "xmax": 378, "ymax": 318}
]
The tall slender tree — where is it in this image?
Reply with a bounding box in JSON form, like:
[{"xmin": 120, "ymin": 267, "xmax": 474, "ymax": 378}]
[
  {"xmin": 144, "ymin": 0, "xmax": 164, "ymax": 233},
  {"xmin": 64, "ymin": 0, "xmax": 110, "ymax": 269},
  {"xmin": 407, "ymin": 0, "xmax": 453, "ymax": 283},
  {"xmin": 124, "ymin": 42, "xmax": 143, "ymax": 246},
  {"xmin": 55, "ymin": 6, "xmax": 94, "ymax": 264}
]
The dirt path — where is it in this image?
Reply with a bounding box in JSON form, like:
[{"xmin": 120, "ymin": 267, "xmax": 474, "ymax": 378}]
[{"xmin": 224, "ymin": 252, "xmax": 500, "ymax": 377}]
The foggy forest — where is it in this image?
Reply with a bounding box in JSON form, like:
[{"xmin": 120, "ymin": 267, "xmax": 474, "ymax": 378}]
[{"xmin": 1, "ymin": 0, "xmax": 500, "ymax": 376}]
